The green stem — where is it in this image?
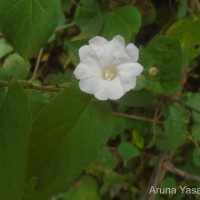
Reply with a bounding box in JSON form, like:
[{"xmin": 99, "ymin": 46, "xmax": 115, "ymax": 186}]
[
  {"xmin": 55, "ymin": 22, "xmax": 75, "ymax": 32},
  {"xmin": 29, "ymin": 48, "xmax": 44, "ymax": 82},
  {"xmin": 0, "ymin": 80, "xmax": 70, "ymax": 93},
  {"xmin": 113, "ymin": 112, "xmax": 163, "ymax": 124}
]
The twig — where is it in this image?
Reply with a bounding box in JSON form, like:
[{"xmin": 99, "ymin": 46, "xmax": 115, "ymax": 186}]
[
  {"xmin": 141, "ymin": 154, "xmax": 200, "ymax": 200},
  {"xmin": 139, "ymin": 152, "xmax": 171, "ymax": 200},
  {"xmin": 196, "ymin": 0, "xmax": 200, "ymax": 11},
  {"xmin": 170, "ymin": 97, "xmax": 200, "ymax": 115},
  {"xmin": 28, "ymin": 22, "xmax": 75, "ymax": 82},
  {"xmin": 164, "ymin": 162, "xmax": 200, "ymax": 182},
  {"xmin": 185, "ymin": 134, "xmax": 200, "ymax": 151},
  {"xmin": 55, "ymin": 22, "xmax": 75, "ymax": 32},
  {"xmin": 0, "ymin": 80, "xmax": 70, "ymax": 93},
  {"xmin": 188, "ymin": 0, "xmax": 199, "ymax": 19},
  {"xmin": 29, "ymin": 48, "xmax": 44, "ymax": 82},
  {"xmin": 72, "ymin": 0, "xmax": 78, "ymax": 6},
  {"xmin": 168, "ymin": 62, "xmax": 200, "ymax": 115},
  {"xmin": 151, "ymin": 104, "xmax": 162, "ymax": 144},
  {"xmin": 178, "ymin": 64, "xmax": 190, "ymax": 95},
  {"xmin": 113, "ymin": 112, "xmax": 163, "ymax": 124}
]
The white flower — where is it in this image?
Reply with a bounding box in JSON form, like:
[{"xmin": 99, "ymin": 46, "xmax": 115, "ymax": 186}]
[{"xmin": 74, "ymin": 35, "xmax": 143, "ymax": 100}]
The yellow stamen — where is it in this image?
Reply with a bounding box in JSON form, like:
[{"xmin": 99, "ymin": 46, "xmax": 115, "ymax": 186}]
[{"xmin": 102, "ymin": 68, "xmax": 117, "ymax": 81}]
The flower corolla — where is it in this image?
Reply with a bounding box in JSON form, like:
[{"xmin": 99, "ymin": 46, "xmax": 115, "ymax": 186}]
[{"xmin": 74, "ymin": 35, "xmax": 143, "ymax": 100}]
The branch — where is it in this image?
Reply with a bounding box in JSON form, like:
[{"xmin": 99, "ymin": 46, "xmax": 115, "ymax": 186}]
[
  {"xmin": 166, "ymin": 162, "xmax": 200, "ymax": 181},
  {"xmin": 139, "ymin": 152, "xmax": 171, "ymax": 200},
  {"xmin": 113, "ymin": 112, "xmax": 163, "ymax": 124},
  {"xmin": 170, "ymin": 97, "xmax": 200, "ymax": 115},
  {"xmin": 0, "ymin": 80, "xmax": 70, "ymax": 93},
  {"xmin": 29, "ymin": 48, "xmax": 44, "ymax": 82},
  {"xmin": 167, "ymin": 64, "xmax": 200, "ymax": 115},
  {"xmin": 164, "ymin": 162, "xmax": 200, "ymax": 182}
]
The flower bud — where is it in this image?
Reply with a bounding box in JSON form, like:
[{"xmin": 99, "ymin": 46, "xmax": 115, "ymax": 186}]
[{"xmin": 149, "ymin": 67, "xmax": 158, "ymax": 76}]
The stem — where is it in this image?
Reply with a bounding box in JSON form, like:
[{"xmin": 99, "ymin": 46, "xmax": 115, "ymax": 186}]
[
  {"xmin": 185, "ymin": 134, "xmax": 200, "ymax": 151},
  {"xmin": 55, "ymin": 22, "xmax": 75, "ymax": 32},
  {"xmin": 170, "ymin": 97, "xmax": 200, "ymax": 115},
  {"xmin": 29, "ymin": 48, "xmax": 44, "ymax": 82},
  {"xmin": 188, "ymin": 0, "xmax": 199, "ymax": 19},
  {"xmin": 0, "ymin": 80, "xmax": 70, "ymax": 93},
  {"xmin": 196, "ymin": 0, "xmax": 200, "ymax": 11},
  {"xmin": 113, "ymin": 112, "xmax": 163, "ymax": 124},
  {"xmin": 164, "ymin": 162, "xmax": 200, "ymax": 182},
  {"xmin": 140, "ymin": 152, "xmax": 171, "ymax": 200}
]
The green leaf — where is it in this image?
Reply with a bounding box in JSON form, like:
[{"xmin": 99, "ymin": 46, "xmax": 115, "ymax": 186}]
[
  {"xmin": 166, "ymin": 16, "xmax": 200, "ymax": 60},
  {"xmin": 0, "ymin": 87, "xmax": 6, "ymax": 107},
  {"xmin": 192, "ymin": 149, "xmax": 200, "ymax": 167},
  {"xmin": 27, "ymin": 82, "xmax": 113, "ymax": 198},
  {"xmin": 0, "ymin": 82, "xmax": 32, "ymax": 200},
  {"xmin": 186, "ymin": 93, "xmax": 200, "ymax": 140},
  {"xmin": 145, "ymin": 36, "xmax": 183, "ymax": 94},
  {"xmin": 27, "ymin": 82, "xmax": 91, "ymax": 178},
  {"xmin": 138, "ymin": 48, "xmax": 154, "ymax": 75},
  {"xmin": 142, "ymin": 0, "xmax": 156, "ymax": 26},
  {"xmin": 22, "ymin": 178, "xmax": 42, "ymax": 200},
  {"xmin": 0, "ymin": 38, "xmax": 13, "ymax": 58},
  {"xmin": 118, "ymin": 142, "xmax": 140, "ymax": 160},
  {"xmin": 101, "ymin": 6, "xmax": 141, "ymax": 42},
  {"xmin": 61, "ymin": 0, "xmax": 73, "ymax": 12},
  {"xmin": 27, "ymin": 92, "xmax": 49, "ymax": 120},
  {"xmin": 75, "ymin": 2, "xmax": 141, "ymax": 41},
  {"xmin": 75, "ymin": 0, "xmax": 103, "ymax": 37},
  {"xmin": 132, "ymin": 130, "xmax": 144, "ymax": 149},
  {"xmin": 133, "ymin": 75, "xmax": 146, "ymax": 91},
  {"xmin": 176, "ymin": 0, "xmax": 188, "ymax": 20},
  {"xmin": 116, "ymin": 90, "xmax": 156, "ymax": 107},
  {"xmin": 0, "ymin": 0, "xmax": 60, "ymax": 58},
  {"xmin": 104, "ymin": 172, "xmax": 135, "ymax": 184},
  {"xmin": 58, "ymin": 176, "xmax": 100, "ymax": 200},
  {"xmin": 155, "ymin": 105, "xmax": 187, "ymax": 150},
  {"xmin": 160, "ymin": 177, "xmax": 178, "ymax": 199},
  {"xmin": 160, "ymin": 177, "xmax": 177, "ymax": 188},
  {"xmin": 0, "ymin": 53, "xmax": 30, "ymax": 80},
  {"xmin": 49, "ymin": 69, "xmax": 73, "ymax": 85},
  {"xmin": 112, "ymin": 117, "xmax": 127, "ymax": 136},
  {"xmin": 65, "ymin": 38, "xmax": 88, "ymax": 63},
  {"xmin": 88, "ymin": 147, "xmax": 117, "ymax": 173}
]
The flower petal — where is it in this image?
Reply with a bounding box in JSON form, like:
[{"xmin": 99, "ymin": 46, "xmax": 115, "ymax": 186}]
[
  {"xmin": 94, "ymin": 81, "xmax": 110, "ymax": 100},
  {"xmin": 89, "ymin": 36, "xmax": 108, "ymax": 61},
  {"xmin": 108, "ymin": 77, "xmax": 125, "ymax": 100},
  {"xmin": 74, "ymin": 63, "xmax": 100, "ymax": 80},
  {"xmin": 117, "ymin": 62, "xmax": 143, "ymax": 76},
  {"xmin": 102, "ymin": 35, "xmax": 125, "ymax": 67},
  {"xmin": 116, "ymin": 43, "xmax": 139, "ymax": 64},
  {"xmin": 94, "ymin": 77, "xmax": 125, "ymax": 100},
  {"xmin": 89, "ymin": 36, "xmax": 108, "ymax": 46},
  {"xmin": 118, "ymin": 73, "xmax": 137, "ymax": 92},
  {"xmin": 79, "ymin": 77, "xmax": 102, "ymax": 94},
  {"xmin": 79, "ymin": 45, "xmax": 101, "ymax": 68},
  {"xmin": 109, "ymin": 35, "xmax": 125, "ymax": 59}
]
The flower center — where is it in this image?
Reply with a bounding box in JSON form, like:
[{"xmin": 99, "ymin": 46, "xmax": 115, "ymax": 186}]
[{"xmin": 102, "ymin": 67, "xmax": 117, "ymax": 81}]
